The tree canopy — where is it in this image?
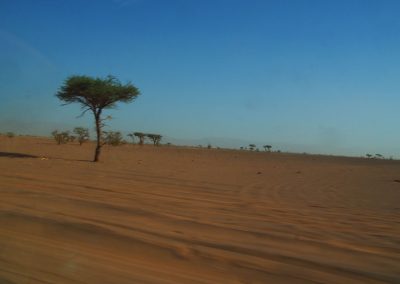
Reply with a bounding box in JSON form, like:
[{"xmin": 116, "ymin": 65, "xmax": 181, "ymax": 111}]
[
  {"xmin": 147, "ymin": 133, "xmax": 162, "ymax": 146},
  {"xmin": 134, "ymin": 132, "xmax": 146, "ymax": 145},
  {"xmin": 56, "ymin": 75, "xmax": 140, "ymax": 162},
  {"xmin": 56, "ymin": 75, "xmax": 139, "ymax": 115}
]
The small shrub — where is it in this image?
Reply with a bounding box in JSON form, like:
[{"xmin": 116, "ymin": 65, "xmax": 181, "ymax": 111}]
[
  {"xmin": 73, "ymin": 127, "xmax": 90, "ymax": 145},
  {"xmin": 6, "ymin": 132, "xmax": 15, "ymax": 138},
  {"xmin": 51, "ymin": 130, "xmax": 70, "ymax": 144},
  {"xmin": 103, "ymin": 131, "xmax": 123, "ymax": 146}
]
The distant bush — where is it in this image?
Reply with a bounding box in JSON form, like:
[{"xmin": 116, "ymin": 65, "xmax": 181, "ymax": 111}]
[
  {"xmin": 51, "ymin": 130, "xmax": 71, "ymax": 144},
  {"xmin": 73, "ymin": 127, "xmax": 90, "ymax": 145},
  {"xmin": 103, "ymin": 131, "xmax": 123, "ymax": 146},
  {"xmin": 207, "ymin": 143, "xmax": 212, "ymax": 149},
  {"xmin": 6, "ymin": 132, "xmax": 15, "ymax": 138}
]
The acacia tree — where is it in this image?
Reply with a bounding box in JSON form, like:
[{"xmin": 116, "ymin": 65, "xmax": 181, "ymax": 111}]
[
  {"xmin": 103, "ymin": 131, "xmax": 124, "ymax": 146},
  {"xmin": 263, "ymin": 145, "xmax": 272, "ymax": 152},
  {"xmin": 51, "ymin": 130, "xmax": 70, "ymax": 145},
  {"xmin": 127, "ymin": 133, "xmax": 135, "ymax": 144},
  {"xmin": 147, "ymin": 134, "xmax": 162, "ymax": 146},
  {"xmin": 56, "ymin": 75, "xmax": 140, "ymax": 162},
  {"xmin": 134, "ymin": 132, "xmax": 145, "ymax": 145},
  {"xmin": 73, "ymin": 127, "xmax": 90, "ymax": 145}
]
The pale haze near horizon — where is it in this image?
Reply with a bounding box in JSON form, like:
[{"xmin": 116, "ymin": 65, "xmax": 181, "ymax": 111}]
[{"xmin": 0, "ymin": 0, "xmax": 399, "ymax": 157}]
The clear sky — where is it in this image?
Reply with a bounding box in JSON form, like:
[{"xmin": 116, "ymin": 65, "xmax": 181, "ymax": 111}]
[{"xmin": 1, "ymin": 0, "xmax": 399, "ymax": 157}]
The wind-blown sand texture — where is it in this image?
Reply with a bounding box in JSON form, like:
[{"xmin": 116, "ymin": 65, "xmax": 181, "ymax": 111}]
[{"xmin": 0, "ymin": 136, "xmax": 399, "ymax": 283}]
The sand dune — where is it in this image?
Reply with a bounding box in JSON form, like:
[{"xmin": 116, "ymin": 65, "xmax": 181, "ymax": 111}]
[{"xmin": 0, "ymin": 136, "xmax": 399, "ymax": 283}]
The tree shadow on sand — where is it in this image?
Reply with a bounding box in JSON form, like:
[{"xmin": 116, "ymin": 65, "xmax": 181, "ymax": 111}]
[
  {"xmin": 0, "ymin": 151, "xmax": 91, "ymax": 162},
  {"xmin": 0, "ymin": 151, "xmax": 38, "ymax": 158},
  {"xmin": 52, "ymin": 157, "xmax": 92, "ymax": 163}
]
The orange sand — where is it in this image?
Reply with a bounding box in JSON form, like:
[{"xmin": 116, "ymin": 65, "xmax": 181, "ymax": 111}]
[{"xmin": 0, "ymin": 136, "xmax": 399, "ymax": 283}]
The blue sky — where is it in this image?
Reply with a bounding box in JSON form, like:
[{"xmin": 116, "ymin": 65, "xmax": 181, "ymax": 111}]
[{"xmin": 1, "ymin": 0, "xmax": 399, "ymax": 156}]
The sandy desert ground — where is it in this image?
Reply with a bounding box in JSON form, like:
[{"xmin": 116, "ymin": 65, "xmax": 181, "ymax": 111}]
[{"xmin": 0, "ymin": 136, "xmax": 399, "ymax": 283}]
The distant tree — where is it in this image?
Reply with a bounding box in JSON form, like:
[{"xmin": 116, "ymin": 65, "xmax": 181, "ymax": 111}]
[
  {"xmin": 207, "ymin": 143, "xmax": 212, "ymax": 149},
  {"xmin": 69, "ymin": 135, "xmax": 76, "ymax": 143},
  {"xmin": 375, "ymin": 154, "xmax": 383, "ymax": 159},
  {"xmin": 103, "ymin": 131, "xmax": 123, "ymax": 146},
  {"xmin": 127, "ymin": 133, "xmax": 135, "ymax": 144},
  {"xmin": 249, "ymin": 144, "xmax": 256, "ymax": 151},
  {"xmin": 146, "ymin": 134, "xmax": 162, "ymax": 146},
  {"xmin": 6, "ymin": 132, "xmax": 15, "ymax": 138},
  {"xmin": 263, "ymin": 145, "xmax": 272, "ymax": 152},
  {"xmin": 51, "ymin": 130, "xmax": 70, "ymax": 145},
  {"xmin": 73, "ymin": 127, "xmax": 90, "ymax": 145},
  {"xmin": 51, "ymin": 130, "xmax": 59, "ymax": 144},
  {"xmin": 134, "ymin": 132, "xmax": 145, "ymax": 145},
  {"xmin": 366, "ymin": 154, "xmax": 372, "ymax": 158},
  {"xmin": 240, "ymin": 147, "xmax": 244, "ymax": 150},
  {"xmin": 56, "ymin": 75, "xmax": 140, "ymax": 162},
  {"xmin": 154, "ymin": 135, "xmax": 162, "ymax": 146}
]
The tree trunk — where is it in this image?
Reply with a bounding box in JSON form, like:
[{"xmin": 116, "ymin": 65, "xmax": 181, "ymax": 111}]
[{"xmin": 93, "ymin": 110, "xmax": 102, "ymax": 162}]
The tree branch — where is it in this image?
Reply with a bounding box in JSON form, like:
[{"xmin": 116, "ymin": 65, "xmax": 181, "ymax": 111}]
[{"xmin": 76, "ymin": 107, "xmax": 91, "ymax": 118}]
